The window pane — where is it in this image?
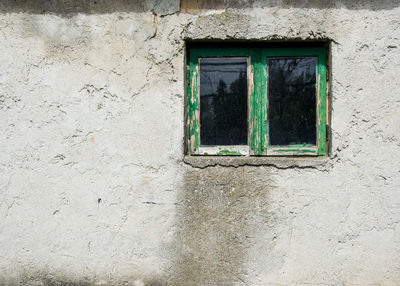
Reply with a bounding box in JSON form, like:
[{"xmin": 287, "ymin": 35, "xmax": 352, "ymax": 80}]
[
  {"xmin": 267, "ymin": 57, "xmax": 317, "ymax": 146},
  {"xmin": 199, "ymin": 58, "xmax": 248, "ymax": 145}
]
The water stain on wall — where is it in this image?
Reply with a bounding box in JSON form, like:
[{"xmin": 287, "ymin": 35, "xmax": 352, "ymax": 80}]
[
  {"xmin": 171, "ymin": 165, "xmax": 275, "ymax": 286},
  {"xmin": 0, "ymin": 0, "xmax": 398, "ymax": 16}
]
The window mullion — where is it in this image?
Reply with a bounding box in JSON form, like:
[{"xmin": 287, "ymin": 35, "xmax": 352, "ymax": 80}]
[{"xmin": 250, "ymin": 48, "xmax": 267, "ymax": 155}]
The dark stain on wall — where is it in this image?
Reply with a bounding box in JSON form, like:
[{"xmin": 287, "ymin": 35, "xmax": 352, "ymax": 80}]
[
  {"xmin": 0, "ymin": 273, "xmax": 93, "ymax": 286},
  {"xmin": 0, "ymin": 272, "xmax": 167, "ymax": 286},
  {"xmin": 180, "ymin": 0, "xmax": 224, "ymax": 13},
  {"xmin": 170, "ymin": 165, "xmax": 275, "ymax": 286},
  {"xmin": 0, "ymin": 0, "xmax": 180, "ymax": 16},
  {"xmin": 0, "ymin": 0, "xmax": 398, "ymax": 16}
]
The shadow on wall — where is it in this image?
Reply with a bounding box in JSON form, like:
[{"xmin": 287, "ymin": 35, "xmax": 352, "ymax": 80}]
[
  {"xmin": 0, "ymin": 0, "xmax": 181, "ymax": 16},
  {"xmin": 0, "ymin": 0, "xmax": 398, "ymax": 16},
  {"xmin": 181, "ymin": 0, "xmax": 400, "ymax": 12},
  {"xmin": 169, "ymin": 166, "xmax": 276, "ymax": 286}
]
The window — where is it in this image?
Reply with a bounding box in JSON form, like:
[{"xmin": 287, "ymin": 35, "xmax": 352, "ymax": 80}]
[{"xmin": 186, "ymin": 43, "xmax": 327, "ymax": 156}]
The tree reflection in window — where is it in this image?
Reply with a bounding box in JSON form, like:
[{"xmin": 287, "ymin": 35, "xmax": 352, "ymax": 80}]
[
  {"xmin": 267, "ymin": 57, "xmax": 317, "ymax": 146},
  {"xmin": 199, "ymin": 58, "xmax": 248, "ymax": 145}
]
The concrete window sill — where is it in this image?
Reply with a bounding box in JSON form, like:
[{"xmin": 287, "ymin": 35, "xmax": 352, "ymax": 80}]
[{"xmin": 183, "ymin": 155, "xmax": 331, "ymax": 169}]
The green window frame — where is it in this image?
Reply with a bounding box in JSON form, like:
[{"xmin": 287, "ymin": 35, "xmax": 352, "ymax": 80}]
[{"xmin": 186, "ymin": 45, "xmax": 327, "ymax": 156}]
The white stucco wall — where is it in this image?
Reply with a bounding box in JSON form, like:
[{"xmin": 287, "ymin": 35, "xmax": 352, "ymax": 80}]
[{"xmin": 0, "ymin": 1, "xmax": 399, "ymax": 285}]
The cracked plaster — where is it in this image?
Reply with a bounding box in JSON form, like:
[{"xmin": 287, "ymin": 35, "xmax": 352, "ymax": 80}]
[{"xmin": 0, "ymin": 1, "xmax": 399, "ymax": 285}]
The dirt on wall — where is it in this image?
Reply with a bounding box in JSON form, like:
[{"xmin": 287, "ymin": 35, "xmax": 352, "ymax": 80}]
[
  {"xmin": 0, "ymin": 0, "xmax": 398, "ymax": 16},
  {"xmin": 169, "ymin": 165, "xmax": 276, "ymax": 286},
  {"xmin": 1, "ymin": 0, "xmax": 399, "ymax": 285}
]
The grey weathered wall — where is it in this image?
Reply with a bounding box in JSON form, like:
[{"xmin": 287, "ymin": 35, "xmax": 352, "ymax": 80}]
[{"xmin": 0, "ymin": 1, "xmax": 399, "ymax": 285}]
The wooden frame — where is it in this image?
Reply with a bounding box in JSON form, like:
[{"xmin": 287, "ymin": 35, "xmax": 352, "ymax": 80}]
[{"xmin": 186, "ymin": 46, "xmax": 327, "ymax": 156}]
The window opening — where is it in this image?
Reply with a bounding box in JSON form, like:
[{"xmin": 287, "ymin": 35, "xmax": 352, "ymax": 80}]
[
  {"xmin": 199, "ymin": 57, "xmax": 248, "ymax": 146},
  {"xmin": 186, "ymin": 44, "xmax": 327, "ymax": 156},
  {"xmin": 267, "ymin": 57, "xmax": 317, "ymax": 146}
]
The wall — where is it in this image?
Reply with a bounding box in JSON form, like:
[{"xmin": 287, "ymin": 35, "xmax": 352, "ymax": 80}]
[{"xmin": 0, "ymin": 1, "xmax": 399, "ymax": 285}]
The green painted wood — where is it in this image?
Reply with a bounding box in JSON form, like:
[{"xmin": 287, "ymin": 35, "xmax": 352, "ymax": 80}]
[
  {"xmin": 249, "ymin": 49, "xmax": 257, "ymax": 155},
  {"xmin": 317, "ymin": 51, "xmax": 327, "ymax": 155},
  {"xmin": 187, "ymin": 46, "xmax": 327, "ymax": 156},
  {"xmin": 187, "ymin": 53, "xmax": 199, "ymax": 154},
  {"xmin": 269, "ymin": 144, "xmax": 315, "ymax": 148},
  {"xmin": 190, "ymin": 48, "xmax": 252, "ymax": 58},
  {"xmin": 217, "ymin": 150, "xmax": 243, "ymax": 156},
  {"xmin": 262, "ymin": 47, "xmax": 327, "ymax": 156},
  {"xmin": 272, "ymin": 149, "xmax": 317, "ymax": 153},
  {"xmin": 252, "ymin": 48, "xmax": 266, "ymax": 155},
  {"xmin": 187, "ymin": 47, "xmax": 252, "ymax": 155}
]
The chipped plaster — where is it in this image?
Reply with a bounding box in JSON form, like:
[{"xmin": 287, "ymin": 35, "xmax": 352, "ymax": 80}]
[{"xmin": 0, "ymin": 1, "xmax": 399, "ymax": 285}]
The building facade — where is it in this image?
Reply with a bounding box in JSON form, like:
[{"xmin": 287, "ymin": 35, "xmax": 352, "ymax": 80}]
[{"xmin": 0, "ymin": 1, "xmax": 399, "ymax": 285}]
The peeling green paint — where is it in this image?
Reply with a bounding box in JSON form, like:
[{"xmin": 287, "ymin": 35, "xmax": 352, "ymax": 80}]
[
  {"xmin": 187, "ymin": 45, "xmax": 327, "ymax": 156},
  {"xmin": 216, "ymin": 150, "xmax": 243, "ymax": 156},
  {"xmin": 186, "ymin": 54, "xmax": 199, "ymax": 153},
  {"xmin": 187, "ymin": 47, "xmax": 252, "ymax": 155},
  {"xmin": 272, "ymin": 149, "xmax": 317, "ymax": 153},
  {"xmin": 317, "ymin": 53, "xmax": 327, "ymax": 155},
  {"xmin": 272, "ymin": 144, "xmax": 315, "ymax": 148},
  {"xmin": 252, "ymin": 48, "xmax": 266, "ymax": 156},
  {"xmin": 262, "ymin": 47, "xmax": 327, "ymax": 156}
]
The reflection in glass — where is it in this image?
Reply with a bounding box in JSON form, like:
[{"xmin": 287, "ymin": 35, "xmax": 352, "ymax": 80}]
[
  {"xmin": 199, "ymin": 58, "xmax": 248, "ymax": 145},
  {"xmin": 267, "ymin": 57, "xmax": 317, "ymax": 145}
]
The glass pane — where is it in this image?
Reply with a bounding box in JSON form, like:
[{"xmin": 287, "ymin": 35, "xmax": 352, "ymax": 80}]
[
  {"xmin": 199, "ymin": 58, "xmax": 248, "ymax": 145},
  {"xmin": 267, "ymin": 57, "xmax": 317, "ymax": 146}
]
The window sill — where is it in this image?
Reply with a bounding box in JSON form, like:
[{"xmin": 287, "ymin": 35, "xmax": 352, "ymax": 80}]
[{"xmin": 183, "ymin": 155, "xmax": 331, "ymax": 169}]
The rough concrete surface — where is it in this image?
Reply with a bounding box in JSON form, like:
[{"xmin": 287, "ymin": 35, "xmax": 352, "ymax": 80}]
[{"xmin": 0, "ymin": 0, "xmax": 399, "ymax": 285}]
